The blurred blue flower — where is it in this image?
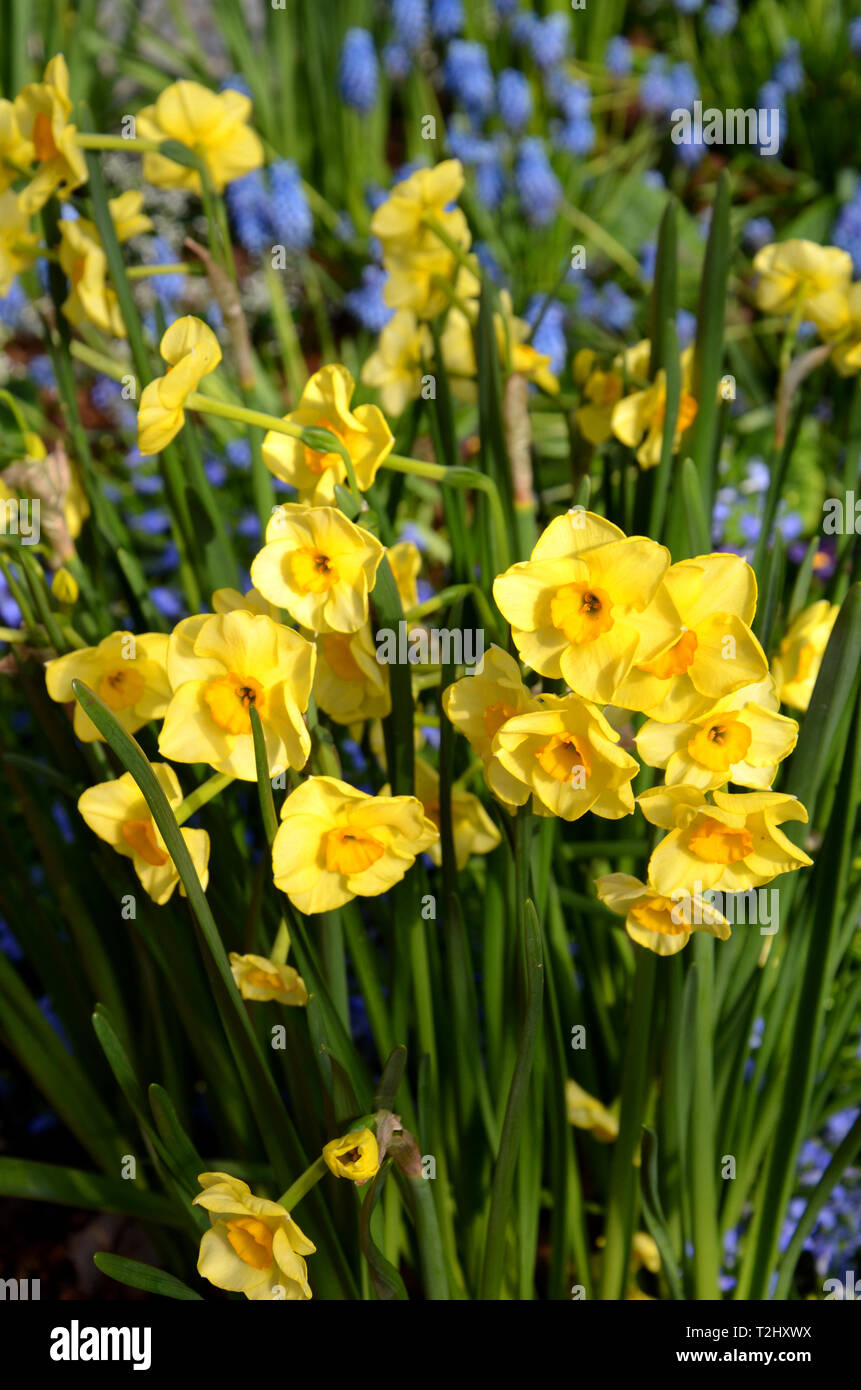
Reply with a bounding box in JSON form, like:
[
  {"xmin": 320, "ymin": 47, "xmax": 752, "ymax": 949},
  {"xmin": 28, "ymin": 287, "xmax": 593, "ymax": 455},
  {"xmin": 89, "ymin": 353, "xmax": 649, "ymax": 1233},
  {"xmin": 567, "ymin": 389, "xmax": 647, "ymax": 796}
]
[
  {"xmin": 832, "ymin": 185, "xmax": 861, "ymax": 275},
  {"xmin": 29, "ymin": 354, "xmax": 55, "ymax": 389},
  {"xmin": 0, "ymin": 918, "xmax": 23, "ymax": 962},
  {"xmin": 497, "ymin": 69, "xmax": 532, "ymax": 134},
  {"xmin": 130, "ymin": 507, "xmax": 172, "ymax": 535},
  {"xmin": 383, "ymin": 41, "xmax": 412, "ymax": 80},
  {"xmin": 552, "ymin": 116, "xmax": 596, "ymax": 156},
  {"xmin": 525, "ymin": 296, "xmax": 567, "ymax": 376},
  {"xmin": 743, "ymin": 216, "xmax": 775, "ymax": 253},
  {"xmin": 345, "ymin": 265, "xmax": 395, "ymax": 332},
  {"xmin": 269, "ymin": 160, "xmax": 313, "ymax": 252},
  {"xmin": 430, "ymin": 0, "xmax": 463, "ymax": 40},
  {"xmin": 226, "ymin": 170, "xmax": 270, "ymax": 256},
  {"xmin": 0, "ymin": 279, "xmax": 28, "ymax": 329},
  {"xmin": 705, "ymin": 1, "xmax": 738, "ymax": 36},
  {"xmin": 204, "ymin": 459, "xmax": 228, "ymax": 487},
  {"xmin": 393, "ymin": 0, "xmax": 428, "ymax": 50},
  {"xmin": 151, "ymin": 586, "xmax": 185, "ymax": 620},
  {"xmin": 528, "ymin": 13, "xmax": 569, "ymax": 70},
  {"xmin": 227, "ymin": 439, "xmax": 252, "ymax": 469},
  {"xmin": 851, "ymin": 18, "xmax": 861, "ymax": 58},
  {"xmin": 220, "ymin": 73, "xmax": 251, "ymax": 98},
  {"xmin": 339, "ymin": 28, "xmax": 379, "ymax": 113},
  {"xmin": 605, "ymin": 37, "xmax": 633, "ymax": 77},
  {"xmin": 676, "ymin": 308, "xmax": 697, "ymax": 348},
  {"xmin": 514, "ymin": 139, "xmax": 562, "ymax": 226},
  {"xmin": 639, "ymin": 56, "xmax": 675, "ymax": 116},
  {"xmin": 774, "ymin": 39, "xmax": 804, "ymax": 96},
  {"xmin": 445, "ymin": 40, "xmax": 495, "ymax": 122}
]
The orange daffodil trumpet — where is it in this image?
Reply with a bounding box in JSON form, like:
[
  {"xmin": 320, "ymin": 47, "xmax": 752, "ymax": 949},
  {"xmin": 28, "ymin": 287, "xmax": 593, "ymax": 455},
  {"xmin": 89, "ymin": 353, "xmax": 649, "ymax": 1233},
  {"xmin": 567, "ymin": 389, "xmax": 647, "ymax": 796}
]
[
  {"xmin": 45, "ymin": 630, "xmax": 171, "ymax": 741},
  {"xmin": 137, "ymin": 316, "xmax": 222, "ymax": 456},
  {"xmin": 136, "ymin": 80, "xmax": 264, "ymax": 194},
  {"xmin": 250, "ymin": 504, "xmax": 385, "ymax": 634},
  {"xmin": 78, "ymin": 765, "xmax": 209, "ymax": 905},
  {"xmin": 272, "ymin": 776, "xmax": 438, "ymax": 914},
  {"xmin": 442, "ymin": 645, "xmax": 540, "ymax": 808},
  {"xmin": 262, "ymin": 364, "xmax": 394, "ymax": 503},
  {"xmin": 193, "ymin": 1173, "xmax": 315, "ymax": 1301},
  {"xmin": 159, "ymin": 607, "xmax": 315, "ymax": 781}
]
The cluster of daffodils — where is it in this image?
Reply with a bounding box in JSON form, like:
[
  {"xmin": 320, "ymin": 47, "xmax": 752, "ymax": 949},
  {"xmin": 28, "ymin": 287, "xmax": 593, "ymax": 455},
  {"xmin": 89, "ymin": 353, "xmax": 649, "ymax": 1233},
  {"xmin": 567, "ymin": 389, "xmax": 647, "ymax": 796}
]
[
  {"xmin": 358, "ymin": 161, "xmax": 559, "ymax": 417},
  {"xmin": 573, "ymin": 339, "xmax": 699, "ymax": 468},
  {"xmin": 752, "ymin": 237, "xmax": 861, "ymax": 376},
  {"xmin": 446, "ymin": 509, "xmax": 812, "ymax": 956}
]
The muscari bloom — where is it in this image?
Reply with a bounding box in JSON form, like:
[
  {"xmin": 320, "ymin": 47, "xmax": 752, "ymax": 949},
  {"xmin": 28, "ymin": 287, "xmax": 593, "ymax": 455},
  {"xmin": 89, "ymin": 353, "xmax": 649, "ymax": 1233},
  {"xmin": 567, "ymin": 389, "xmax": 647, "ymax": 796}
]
[
  {"xmin": 493, "ymin": 511, "xmax": 677, "ymax": 706},
  {"xmin": 442, "ymin": 644, "xmax": 539, "ymax": 808},
  {"xmin": 250, "ymin": 504, "xmax": 385, "ymax": 634},
  {"xmin": 0, "ymin": 55, "xmax": 87, "ymax": 213},
  {"xmin": 137, "ymin": 317, "xmax": 222, "ymax": 456},
  {"xmin": 261, "ymin": 363, "xmax": 394, "ymax": 504},
  {"xmin": 272, "ymin": 775, "xmax": 438, "ymax": 913},
  {"xmin": 612, "ymin": 552, "xmax": 769, "ymax": 721},
  {"xmin": 771, "ymin": 600, "xmax": 839, "ymax": 711},
  {"xmin": 322, "ymin": 1128, "xmax": 380, "ymax": 1183},
  {"xmin": 229, "ymin": 952, "xmax": 308, "ymax": 1006},
  {"xmin": 636, "ymin": 676, "xmax": 798, "ymax": 790},
  {"xmin": 637, "ymin": 785, "xmax": 812, "ymax": 897},
  {"xmin": 493, "ymin": 694, "xmax": 640, "ymax": 821},
  {"xmin": 159, "ymin": 607, "xmax": 315, "ymax": 781},
  {"xmin": 45, "ymin": 630, "xmax": 170, "ymax": 741},
  {"xmin": 339, "ymin": 29, "xmax": 379, "ymax": 113},
  {"xmin": 194, "ymin": 1172, "xmax": 315, "ymax": 1300},
  {"xmin": 137, "ymin": 80, "xmax": 263, "ymax": 194},
  {"xmin": 78, "ymin": 765, "xmax": 209, "ymax": 905},
  {"xmin": 596, "ymin": 872, "xmax": 731, "ymax": 956}
]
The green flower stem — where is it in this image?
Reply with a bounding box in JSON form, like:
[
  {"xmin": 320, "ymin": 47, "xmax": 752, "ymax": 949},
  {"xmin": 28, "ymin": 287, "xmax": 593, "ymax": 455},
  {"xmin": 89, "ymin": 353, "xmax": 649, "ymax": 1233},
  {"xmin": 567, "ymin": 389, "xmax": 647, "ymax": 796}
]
[
  {"xmin": 404, "ymin": 583, "xmax": 504, "ymax": 645},
  {"xmin": 126, "ymin": 264, "xmax": 198, "ymax": 279},
  {"xmin": 561, "ymin": 202, "xmax": 643, "ymax": 284},
  {"xmin": 383, "ymin": 453, "xmax": 512, "ymax": 573},
  {"xmin": 420, "ymin": 216, "xmax": 476, "ymax": 275},
  {"xmin": 598, "ymin": 947, "xmax": 657, "ymax": 1299},
  {"xmin": 174, "ymin": 773, "xmax": 234, "ymax": 826},
  {"xmin": 76, "ymin": 135, "xmax": 163, "ymax": 153},
  {"xmin": 689, "ymin": 936, "xmax": 720, "ymax": 1299},
  {"xmin": 406, "ymin": 1172, "xmax": 451, "ymax": 1300},
  {"xmin": 277, "ymin": 1155, "xmax": 328, "ymax": 1210}
]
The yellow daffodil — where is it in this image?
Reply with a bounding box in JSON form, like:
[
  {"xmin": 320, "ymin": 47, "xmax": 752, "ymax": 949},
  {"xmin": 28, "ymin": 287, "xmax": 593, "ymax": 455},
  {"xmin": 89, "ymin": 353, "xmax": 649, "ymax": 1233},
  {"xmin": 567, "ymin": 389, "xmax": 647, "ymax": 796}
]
[
  {"xmin": 137, "ymin": 316, "xmax": 222, "ymax": 455},
  {"xmin": 194, "ymin": 1172, "xmax": 314, "ymax": 1301},
  {"xmin": 565, "ymin": 1080, "xmax": 618, "ymax": 1142},
  {"xmin": 752, "ymin": 239, "xmax": 853, "ymax": 317},
  {"xmin": 311, "ymin": 623, "xmax": 391, "ymax": 725},
  {"xmin": 439, "ymin": 287, "xmax": 559, "ymax": 397},
  {"xmin": 387, "ymin": 539, "xmax": 422, "ymax": 614},
  {"xmin": 272, "ymin": 775, "xmax": 438, "ymax": 913},
  {"xmin": 361, "ymin": 311, "xmax": 433, "ymax": 417},
  {"xmin": 106, "ymin": 189, "xmax": 153, "ymax": 242},
  {"xmin": 0, "ymin": 56, "xmax": 87, "ymax": 214},
  {"xmin": 137, "ymin": 81, "xmax": 263, "ymax": 194},
  {"xmin": 806, "ymin": 282, "xmax": 861, "ymax": 375},
  {"xmin": 493, "ymin": 694, "xmax": 639, "ymax": 821},
  {"xmin": 613, "ymin": 552, "xmax": 769, "ymax": 721},
  {"xmin": 394, "ymin": 756, "xmax": 501, "ymax": 869},
  {"xmin": 574, "ymin": 341, "xmax": 653, "ymax": 444},
  {"xmin": 322, "ymin": 1128, "xmax": 380, "ymax": 1183},
  {"xmin": 442, "ymin": 644, "xmax": 540, "ymax": 807},
  {"xmin": 637, "ymin": 786, "xmax": 812, "ymax": 896},
  {"xmin": 636, "ymin": 676, "xmax": 798, "ymax": 790},
  {"xmin": 595, "ymin": 871, "xmax": 730, "ymax": 956},
  {"xmin": 262, "ymin": 364, "xmax": 394, "ymax": 504},
  {"xmin": 229, "ymin": 953, "xmax": 308, "ymax": 1006},
  {"xmin": 771, "ymin": 599, "xmax": 839, "ymax": 712},
  {"xmin": 58, "ymin": 219, "xmax": 125, "ymax": 337},
  {"xmin": 493, "ymin": 511, "xmax": 677, "ymax": 706},
  {"xmin": 371, "ymin": 160, "xmax": 469, "ymax": 259},
  {"xmin": 159, "ymin": 608, "xmax": 314, "ymax": 781},
  {"xmin": 251, "ymin": 504, "xmax": 384, "ymax": 634},
  {"xmin": 78, "ymin": 764, "xmax": 209, "ymax": 905},
  {"xmin": 45, "ymin": 630, "xmax": 170, "ymax": 742},
  {"xmin": 611, "ymin": 346, "xmax": 698, "ymax": 469},
  {"xmin": 632, "ymin": 1233, "xmax": 661, "ymax": 1275},
  {"xmin": 0, "ymin": 190, "xmax": 38, "ymax": 294},
  {"xmin": 50, "ymin": 566, "xmax": 79, "ymax": 605}
]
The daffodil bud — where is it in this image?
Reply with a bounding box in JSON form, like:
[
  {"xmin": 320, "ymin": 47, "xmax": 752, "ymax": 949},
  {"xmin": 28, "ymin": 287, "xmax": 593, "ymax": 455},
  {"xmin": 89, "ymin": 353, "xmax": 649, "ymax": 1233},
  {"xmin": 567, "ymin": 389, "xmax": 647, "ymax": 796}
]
[
  {"xmin": 51, "ymin": 567, "xmax": 79, "ymax": 605},
  {"xmin": 322, "ymin": 1127, "xmax": 380, "ymax": 1183}
]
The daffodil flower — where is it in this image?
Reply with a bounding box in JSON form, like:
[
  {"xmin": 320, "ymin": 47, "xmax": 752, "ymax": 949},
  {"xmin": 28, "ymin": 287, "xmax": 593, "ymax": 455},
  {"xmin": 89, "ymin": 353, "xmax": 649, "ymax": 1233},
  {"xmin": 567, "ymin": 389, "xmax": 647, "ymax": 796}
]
[
  {"xmin": 752, "ymin": 239, "xmax": 852, "ymax": 317},
  {"xmin": 637, "ymin": 785, "xmax": 812, "ymax": 897},
  {"xmin": 193, "ymin": 1172, "xmax": 315, "ymax": 1301},
  {"xmin": 806, "ymin": 282, "xmax": 861, "ymax": 375},
  {"xmin": 442, "ymin": 644, "xmax": 540, "ymax": 808},
  {"xmin": 0, "ymin": 56, "xmax": 87, "ymax": 214},
  {"xmin": 45, "ymin": 630, "xmax": 171, "ymax": 742},
  {"xmin": 370, "ymin": 161, "xmax": 473, "ymax": 321},
  {"xmin": 137, "ymin": 81, "xmax": 264, "ymax": 193},
  {"xmin": 771, "ymin": 600, "xmax": 839, "ymax": 712},
  {"xmin": 272, "ymin": 775, "xmax": 438, "ymax": 914},
  {"xmin": 493, "ymin": 511, "xmax": 677, "ymax": 706},
  {"xmin": 389, "ymin": 756, "xmax": 501, "ymax": 869},
  {"xmin": 137, "ymin": 316, "xmax": 222, "ymax": 456},
  {"xmin": 493, "ymin": 693, "xmax": 640, "ymax": 821},
  {"xmin": 261, "ymin": 364, "xmax": 394, "ymax": 504},
  {"xmin": 636, "ymin": 676, "xmax": 798, "ymax": 790},
  {"xmin": 361, "ymin": 311, "xmax": 433, "ymax": 417},
  {"xmin": 595, "ymin": 871, "xmax": 731, "ymax": 956},
  {"xmin": 322, "ymin": 1128, "xmax": 380, "ymax": 1184},
  {"xmin": 574, "ymin": 340, "xmax": 651, "ymax": 445},
  {"xmin": 229, "ymin": 953, "xmax": 308, "ymax": 1006},
  {"xmin": 565, "ymin": 1080, "xmax": 619, "ymax": 1142},
  {"xmin": 159, "ymin": 608, "xmax": 315, "ymax": 781},
  {"xmin": 613, "ymin": 552, "xmax": 769, "ymax": 721},
  {"xmin": 611, "ymin": 346, "xmax": 698, "ymax": 469},
  {"xmin": 250, "ymin": 504, "xmax": 385, "ymax": 634},
  {"xmin": 0, "ymin": 190, "xmax": 39, "ymax": 294},
  {"xmin": 78, "ymin": 765, "xmax": 209, "ymax": 905},
  {"xmin": 311, "ymin": 623, "xmax": 391, "ymax": 725}
]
